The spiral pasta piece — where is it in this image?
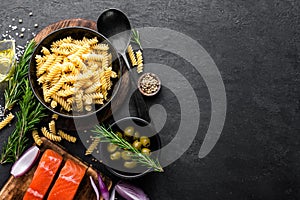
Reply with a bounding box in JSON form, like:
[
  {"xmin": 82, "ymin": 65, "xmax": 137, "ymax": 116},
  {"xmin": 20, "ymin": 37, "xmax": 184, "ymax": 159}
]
[
  {"xmin": 0, "ymin": 113, "xmax": 14, "ymax": 130},
  {"xmin": 45, "ymin": 63, "xmax": 62, "ymax": 82},
  {"xmin": 58, "ymin": 130, "xmax": 77, "ymax": 143},
  {"xmin": 82, "ymin": 53, "xmax": 105, "ymax": 62},
  {"xmin": 51, "ymin": 36, "xmax": 73, "ymax": 48},
  {"xmin": 92, "ymin": 43, "xmax": 109, "ymax": 51},
  {"xmin": 49, "ymin": 120, "xmax": 56, "ymax": 135},
  {"xmin": 85, "ymin": 137, "xmax": 100, "ymax": 155},
  {"xmin": 46, "ymin": 78, "xmax": 65, "ymax": 99},
  {"xmin": 127, "ymin": 44, "xmax": 137, "ymax": 66},
  {"xmin": 41, "ymin": 127, "xmax": 61, "ymax": 142},
  {"xmin": 52, "ymin": 113, "xmax": 59, "ymax": 120},
  {"xmin": 85, "ymin": 82, "xmax": 101, "ymax": 94},
  {"xmin": 41, "ymin": 47, "xmax": 51, "ymax": 55},
  {"xmin": 50, "ymin": 100, "xmax": 57, "ymax": 108},
  {"xmin": 32, "ymin": 130, "xmax": 43, "ymax": 146},
  {"xmin": 136, "ymin": 50, "xmax": 144, "ymax": 73},
  {"xmin": 57, "ymin": 88, "xmax": 74, "ymax": 97},
  {"xmin": 83, "ymin": 92, "xmax": 104, "ymax": 101},
  {"xmin": 51, "ymin": 94, "xmax": 71, "ymax": 112},
  {"xmin": 37, "ymin": 55, "xmax": 55, "ymax": 76}
]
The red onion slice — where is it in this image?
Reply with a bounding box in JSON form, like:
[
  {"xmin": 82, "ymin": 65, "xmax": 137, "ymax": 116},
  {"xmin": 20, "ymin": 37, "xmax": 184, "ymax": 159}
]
[
  {"xmin": 90, "ymin": 176, "xmax": 100, "ymax": 200},
  {"xmin": 98, "ymin": 173, "xmax": 109, "ymax": 200},
  {"xmin": 10, "ymin": 146, "xmax": 40, "ymax": 178},
  {"xmin": 115, "ymin": 181, "xmax": 149, "ymax": 200}
]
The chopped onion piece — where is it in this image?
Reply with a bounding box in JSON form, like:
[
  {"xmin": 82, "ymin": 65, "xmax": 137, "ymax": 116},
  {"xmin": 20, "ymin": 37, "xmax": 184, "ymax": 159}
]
[
  {"xmin": 110, "ymin": 186, "xmax": 116, "ymax": 200},
  {"xmin": 115, "ymin": 181, "xmax": 149, "ymax": 200},
  {"xmin": 89, "ymin": 176, "xmax": 100, "ymax": 200},
  {"xmin": 11, "ymin": 146, "xmax": 40, "ymax": 177},
  {"xmin": 98, "ymin": 173, "xmax": 109, "ymax": 200}
]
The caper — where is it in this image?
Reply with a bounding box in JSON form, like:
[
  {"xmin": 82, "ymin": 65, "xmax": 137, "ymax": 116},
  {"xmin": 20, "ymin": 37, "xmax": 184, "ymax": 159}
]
[
  {"xmin": 124, "ymin": 126, "xmax": 135, "ymax": 137},
  {"xmin": 140, "ymin": 136, "xmax": 150, "ymax": 147},
  {"xmin": 110, "ymin": 151, "xmax": 121, "ymax": 160},
  {"xmin": 133, "ymin": 131, "xmax": 140, "ymax": 140},
  {"xmin": 132, "ymin": 140, "xmax": 142, "ymax": 150},
  {"xmin": 115, "ymin": 131, "xmax": 123, "ymax": 138},
  {"xmin": 141, "ymin": 148, "xmax": 151, "ymax": 156},
  {"xmin": 107, "ymin": 143, "xmax": 118, "ymax": 153},
  {"xmin": 121, "ymin": 150, "xmax": 132, "ymax": 160},
  {"xmin": 124, "ymin": 161, "xmax": 137, "ymax": 169}
]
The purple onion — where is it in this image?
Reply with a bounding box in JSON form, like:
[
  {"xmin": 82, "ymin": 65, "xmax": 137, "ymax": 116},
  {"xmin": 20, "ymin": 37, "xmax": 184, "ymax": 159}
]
[
  {"xmin": 11, "ymin": 146, "xmax": 40, "ymax": 178},
  {"xmin": 89, "ymin": 176, "xmax": 100, "ymax": 200},
  {"xmin": 109, "ymin": 187, "xmax": 116, "ymax": 200},
  {"xmin": 98, "ymin": 173, "xmax": 109, "ymax": 200},
  {"xmin": 115, "ymin": 181, "xmax": 149, "ymax": 200}
]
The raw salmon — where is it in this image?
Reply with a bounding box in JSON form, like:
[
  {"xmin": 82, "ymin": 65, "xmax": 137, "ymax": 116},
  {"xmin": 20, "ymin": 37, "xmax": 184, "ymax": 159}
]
[
  {"xmin": 23, "ymin": 149, "xmax": 63, "ymax": 200},
  {"xmin": 47, "ymin": 159, "xmax": 86, "ymax": 200}
]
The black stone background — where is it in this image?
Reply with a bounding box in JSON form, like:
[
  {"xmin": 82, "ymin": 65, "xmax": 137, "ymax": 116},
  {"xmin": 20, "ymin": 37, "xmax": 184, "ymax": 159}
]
[{"xmin": 0, "ymin": 0, "xmax": 299, "ymax": 199}]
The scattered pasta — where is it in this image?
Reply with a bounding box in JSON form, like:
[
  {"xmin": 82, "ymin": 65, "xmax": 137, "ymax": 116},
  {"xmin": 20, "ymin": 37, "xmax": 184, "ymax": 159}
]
[
  {"xmin": 127, "ymin": 44, "xmax": 137, "ymax": 66},
  {"xmin": 0, "ymin": 113, "xmax": 14, "ymax": 130},
  {"xmin": 58, "ymin": 130, "xmax": 77, "ymax": 143},
  {"xmin": 52, "ymin": 113, "xmax": 59, "ymax": 120},
  {"xmin": 32, "ymin": 130, "xmax": 43, "ymax": 146},
  {"xmin": 85, "ymin": 137, "xmax": 100, "ymax": 155},
  {"xmin": 49, "ymin": 120, "xmax": 56, "ymax": 135},
  {"xmin": 136, "ymin": 50, "xmax": 144, "ymax": 73},
  {"xmin": 41, "ymin": 127, "xmax": 61, "ymax": 142},
  {"xmin": 35, "ymin": 36, "xmax": 117, "ymax": 113}
]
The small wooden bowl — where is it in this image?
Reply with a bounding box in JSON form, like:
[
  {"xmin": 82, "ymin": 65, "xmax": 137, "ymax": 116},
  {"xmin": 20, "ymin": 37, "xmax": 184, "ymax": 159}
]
[{"xmin": 138, "ymin": 73, "xmax": 161, "ymax": 96}]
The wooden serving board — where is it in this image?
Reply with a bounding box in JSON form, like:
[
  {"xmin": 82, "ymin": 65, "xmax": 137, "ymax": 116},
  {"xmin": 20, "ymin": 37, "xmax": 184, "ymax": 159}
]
[
  {"xmin": 0, "ymin": 137, "xmax": 112, "ymax": 200},
  {"xmin": 33, "ymin": 18, "xmax": 130, "ymax": 130}
]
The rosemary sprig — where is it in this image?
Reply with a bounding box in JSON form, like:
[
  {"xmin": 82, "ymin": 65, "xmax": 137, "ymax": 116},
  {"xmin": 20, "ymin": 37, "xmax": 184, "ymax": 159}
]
[
  {"xmin": 131, "ymin": 29, "xmax": 143, "ymax": 50},
  {"xmin": 92, "ymin": 125, "xmax": 163, "ymax": 172},
  {"xmin": 0, "ymin": 80, "xmax": 47, "ymax": 164},
  {"xmin": 4, "ymin": 40, "xmax": 35, "ymax": 112}
]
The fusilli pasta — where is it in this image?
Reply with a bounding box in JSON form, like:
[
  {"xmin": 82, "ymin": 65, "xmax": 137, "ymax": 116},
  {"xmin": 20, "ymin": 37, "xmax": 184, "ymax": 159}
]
[
  {"xmin": 58, "ymin": 130, "xmax": 77, "ymax": 143},
  {"xmin": 41, "ymin": 127, "xmax": 61, "ymax": 142},
  {"xmin": 85, "ymin": 137, "xmax": 100, "ymax": 155},
  {"xmin": 136, "ymin": 50, "xmax": 144, "ymax": 73},
  {"xmin": 0, "ymin": 113, "xmax": 14, "ymax": 130},
  {"xmin": 32, "ymin": 130, "xmax": 43, "ymax": 146},
  {"xmin": 127, "ymin": 44, "xmax": 137, "ymax": 66},
  {"xmin": 49, "ymin": 120, "xmax": 56, "ymax": 135},
  {"xmin": 35, "ymin": 36, "xmax": 117, "ymax": 113}
]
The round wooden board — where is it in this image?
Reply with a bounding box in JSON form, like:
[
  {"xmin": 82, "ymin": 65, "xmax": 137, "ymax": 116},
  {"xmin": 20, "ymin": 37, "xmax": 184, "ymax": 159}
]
[{"xmin": 34, "ymin": 18, "xmax": 130, "ymax": 130}]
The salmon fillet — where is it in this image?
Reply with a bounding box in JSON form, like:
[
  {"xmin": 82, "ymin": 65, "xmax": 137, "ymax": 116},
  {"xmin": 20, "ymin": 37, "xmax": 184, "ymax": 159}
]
[
  {"xmin": 23, "ymin": 149, "xmax": 63, "ymax": 200},
  {"xmin": 47, "ymin": 159, "xmax": 86, "ymax": 200}
]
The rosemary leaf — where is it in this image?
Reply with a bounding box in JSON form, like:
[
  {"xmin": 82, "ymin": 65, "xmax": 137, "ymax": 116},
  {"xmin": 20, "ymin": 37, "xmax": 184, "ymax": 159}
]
[
  {"xmin": 92, "ymin": 125, "xmax": 163, "ymax": 172},
  {"xmin": 0, "ymin": 41, "xmax": 47, "ymax": 164},
  {"xmin": 0, "ymin": 80, "xmax": 47, "ymax": 164},
  {"xmin": 130, "ymin": 29, "xmax": 143, "ymax": 50}
]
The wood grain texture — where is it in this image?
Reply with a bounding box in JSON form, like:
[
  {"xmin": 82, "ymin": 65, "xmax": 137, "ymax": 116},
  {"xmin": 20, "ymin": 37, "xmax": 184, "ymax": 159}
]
[
  {"xmin": 33, "ymin": 18, "xmax": 130, "ymax": 130},
  {"xmin": 34, "ymin": 18, "xmax": 97, "ymax": 44},
  {"xmin": 0, "ymin": 137, "xmax": 112, "ymax": 200}
]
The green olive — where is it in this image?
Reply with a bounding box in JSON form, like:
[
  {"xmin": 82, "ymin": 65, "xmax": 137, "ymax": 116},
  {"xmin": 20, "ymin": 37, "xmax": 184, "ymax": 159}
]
[
  {"xmin": 110, "ymin": 151, "xmax": 121, "ymax": 160},
  {"xmin": 133, "ymin": 131, "xmax": 140, "ymax": 140},
  {"xmin": 132, "ymin": 140, "xmax": 142, "ymax": 150},
  {"xmin": 141, "ymin": 148, "xmax": 151, "ymax": 156},
  {"xmin": 124, "ymin": 161, "xmax": 137, "ymax": 169},
  {"xmin": 121, "ymin": 151, "xmax": 132, "ymax": 160},
  {"xmin": 124, "ymin": 126, "xmax": 135, "ymax": 137},
  {"xmin": 115, "ymin": 131, "xmax": 123, "ymax": 138},
  {"xmin": 107, "ymin": 143, "xmax": 118, "ymax": 153},
  {"xmin": 140, "ymin": 136, "xmax": 150, "ymax": 147}
]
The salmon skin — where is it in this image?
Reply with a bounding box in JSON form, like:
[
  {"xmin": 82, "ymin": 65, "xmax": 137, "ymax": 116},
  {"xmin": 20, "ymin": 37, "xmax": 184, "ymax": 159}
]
[
  {"xmin": 47, "ymin": 159, "xmax": 86, "ymax": 200},
  {"xmin": 23, "ymin": 149, "xmax": 63, "ymax": 200}
]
